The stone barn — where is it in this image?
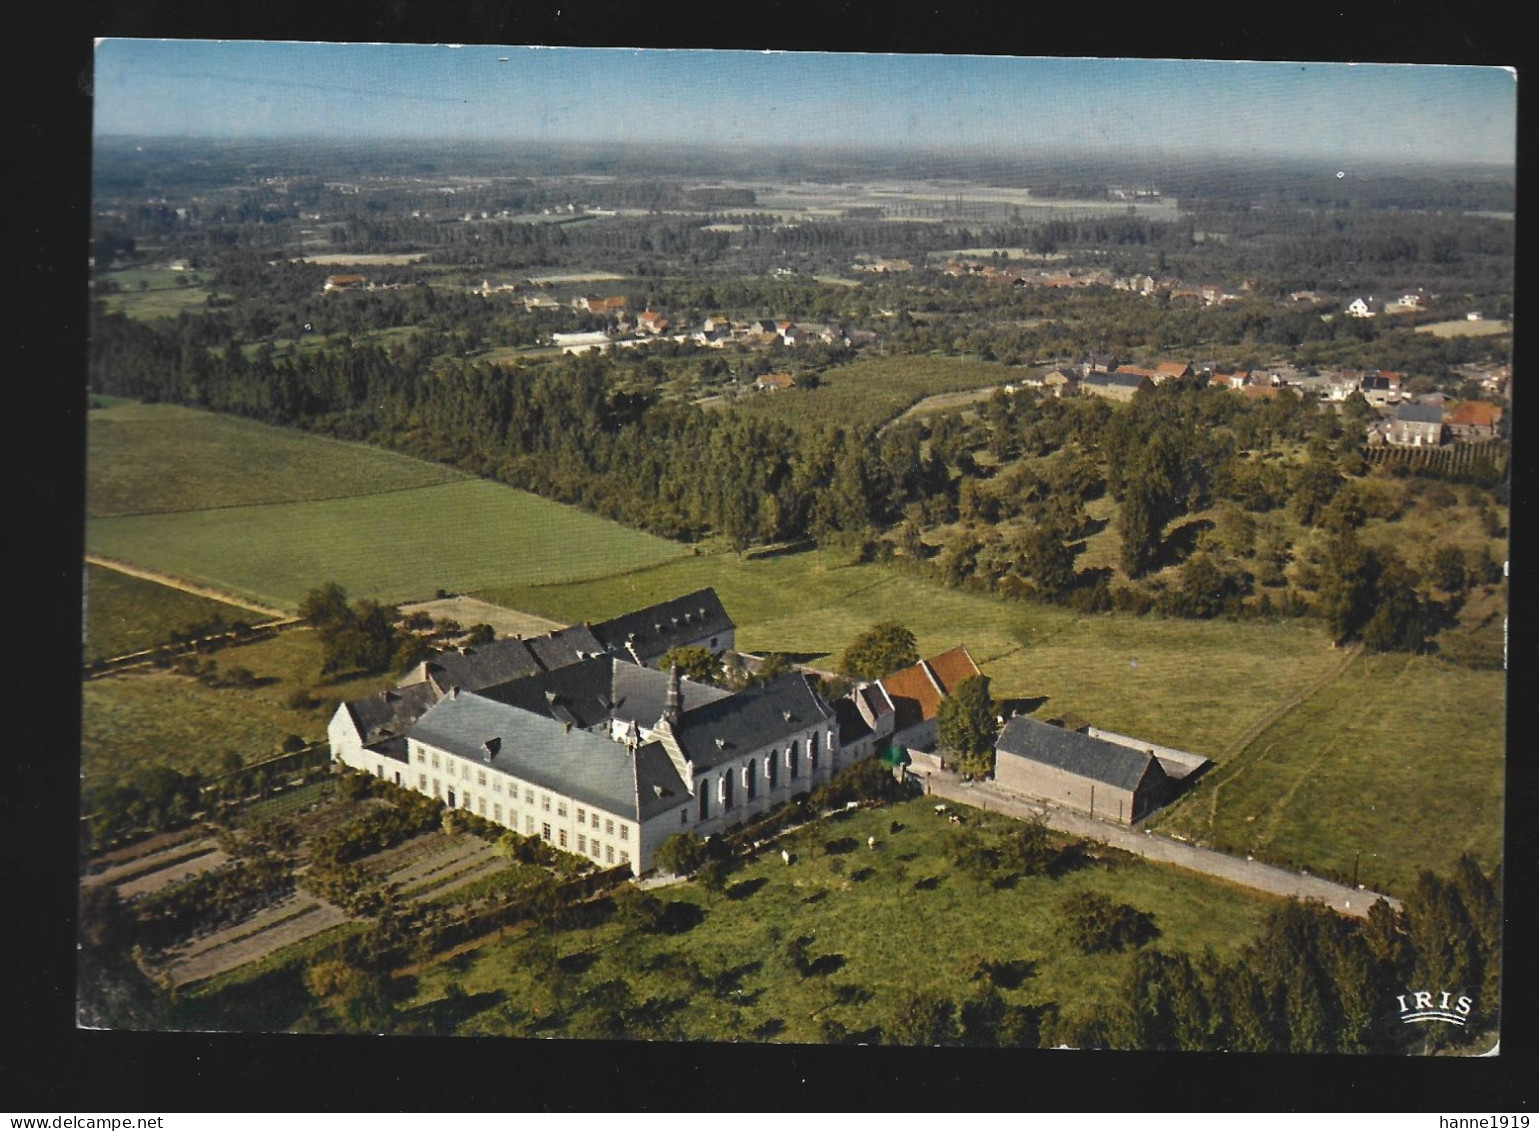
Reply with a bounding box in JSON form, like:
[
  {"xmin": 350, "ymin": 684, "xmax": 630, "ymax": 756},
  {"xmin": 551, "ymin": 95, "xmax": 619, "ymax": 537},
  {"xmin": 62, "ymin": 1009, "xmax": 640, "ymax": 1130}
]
[{"xmin": 993, "ymin": 715, "xmax": 1173, "ymax": 825}]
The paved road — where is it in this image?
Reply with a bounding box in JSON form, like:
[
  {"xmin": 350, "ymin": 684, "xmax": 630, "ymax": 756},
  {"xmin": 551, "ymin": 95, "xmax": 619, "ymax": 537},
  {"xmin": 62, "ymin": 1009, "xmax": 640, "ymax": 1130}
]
[{"xmin": 921, "ymin": 772, "xmax": 1400, "ymax": 918}]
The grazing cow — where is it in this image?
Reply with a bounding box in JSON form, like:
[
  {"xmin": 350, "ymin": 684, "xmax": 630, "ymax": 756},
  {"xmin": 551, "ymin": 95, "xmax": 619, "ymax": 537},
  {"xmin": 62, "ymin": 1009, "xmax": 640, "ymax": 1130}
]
[
  {"xmin": 781, "ymin": 849, "xmax": 791, "ymax": 866},
  {"xmin": 948, "ymin": 814, "xmax": 962, "ymax": 824},
  {"xmin": 867, "ymin": 836, "xmax": 876, "ymax": 850}
]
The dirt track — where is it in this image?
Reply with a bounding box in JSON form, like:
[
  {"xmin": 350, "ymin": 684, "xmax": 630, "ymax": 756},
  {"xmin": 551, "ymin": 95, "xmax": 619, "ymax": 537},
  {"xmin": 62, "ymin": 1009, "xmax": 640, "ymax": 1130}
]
[{"xmin": 85, "ymin": 555, "xmax": 292, "ymax": 621}]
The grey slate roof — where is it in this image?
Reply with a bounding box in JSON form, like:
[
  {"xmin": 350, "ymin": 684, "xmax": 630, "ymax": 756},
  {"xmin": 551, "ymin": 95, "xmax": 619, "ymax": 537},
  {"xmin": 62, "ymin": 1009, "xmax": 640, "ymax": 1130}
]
[
  {"xmin": 833, "ymin": 697, "xmax": 874, "ymax": 745},
  {"xmin": 590, "ymin": 588, "xmax": 734, "ymax": 662},
  {"xmin": 996, "ymin": 714, "xmax": 1168, "ymax": 792},
  {"xmin": 1085, "ymin": 371, "xmax": 1152, "ymax": 390},
  {"xmin": 408, "ymin": 690, "xmax": 686, "ymax": 819},
  {"xmin": 1395, "ymin": 401, "xmax": 1444, "ymax": 424},
  {"xmin": 524, "ymin": 624, "xmax": 608, "ymax": 671},
  {"xmin": 417, "ymin": 637, "xmax": 544, "ymax": 693},
  {"xmin": 477, "ymin": 654, "xmax": 730, "ymax": 732},
  {"xmin": 345, "ymin": 683, "xmax": 440, "ymax": 747},
  {"xmin": 670, "ymin": 672, "xmax": 834, "ymax": 771}
]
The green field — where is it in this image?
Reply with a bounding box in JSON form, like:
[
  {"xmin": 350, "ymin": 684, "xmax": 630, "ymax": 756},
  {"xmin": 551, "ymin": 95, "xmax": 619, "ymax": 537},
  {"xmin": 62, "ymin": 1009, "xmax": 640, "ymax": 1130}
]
[
  {"xmin": 83, "ymin": 563, "xmax": 252, "ymax": 663},
  {"xmin": 87, "ymin": 402, "xmax": 466, "ymax": 517},
  {"xmin": 98, "ymin": 269, "xmax": 224, "ymax": 321},
  {"xmin": 1149, "ymin": 651, "xmax": 1506, "ymax": 893},
  {"xmin": 481, "ymin": 547, "xmax": 1345, "ymax": 758},
  {"xmin": 85, "ymin": 402, "xmax": 688, "ymax": 610},
  {"xmin": 396, "ymin": 797, "xmax": 1284, "ymax": 1042},
  {"xmin": 733, "ymin": 354, "xmax": 1017, "ymax": 434},
  {"xmin": 81, "ymin": 629, "xmax": 395, "ymax": 795}
]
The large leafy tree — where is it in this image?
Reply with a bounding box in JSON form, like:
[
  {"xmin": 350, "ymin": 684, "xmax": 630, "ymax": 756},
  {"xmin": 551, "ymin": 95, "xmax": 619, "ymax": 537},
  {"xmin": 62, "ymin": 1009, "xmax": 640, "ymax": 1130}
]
[
  {"xmin": 838, "ymin": 622, "xmax": 919, "ymax": 680},
  {"xmin": 937, "ymin": 674, "xmax": 997, "ymax": 778}
]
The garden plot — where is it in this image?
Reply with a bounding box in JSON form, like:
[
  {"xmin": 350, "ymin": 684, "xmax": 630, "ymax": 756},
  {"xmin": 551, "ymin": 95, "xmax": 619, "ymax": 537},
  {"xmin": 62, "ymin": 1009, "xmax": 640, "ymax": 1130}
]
[
  {"xmin": 375, "ymin": 838, "xmax": 499, "ymax": 896},
  {"xmin": 404, "ymin": 857, "xmax": 511, "ymax": 903},
  {"xmin": 164, "ymin": 897, "xmax": 351, "ymax": 989},
  {"xmin": 84, "ymin": 838, "xmax": 225, "ymax": 892}
]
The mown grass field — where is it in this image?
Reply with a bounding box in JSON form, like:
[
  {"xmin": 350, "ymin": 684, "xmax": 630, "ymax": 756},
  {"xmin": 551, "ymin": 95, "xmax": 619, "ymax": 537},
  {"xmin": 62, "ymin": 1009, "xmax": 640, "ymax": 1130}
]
[
  {"xmin": 399, "ymin": 797, "xmax": 1284, "ymax": 1042},
  {"xmin": 733, "ymin": 354, "xmax": 1017, "ymax": 434},
  {"xmin": 80, "ymin": 629, "xmax": 395, "ymax": 795},
  {"xmin": 1149, "ymin": 651, "xmax": 1506, "ymax": 893},
  {"xmin": 481, "ymin": 547, "xmax": 1345, "ymax": 758},
  {"xmin": 85, "ymin": 402, "xmax": 688, "ymax": 610},
  {"xmin": 82, "ymin": 563, "xmax": 252, "ymax": 663},
  {"xmin": 87, "ymin": 402, "xmax": 465, "ymax": 517}
]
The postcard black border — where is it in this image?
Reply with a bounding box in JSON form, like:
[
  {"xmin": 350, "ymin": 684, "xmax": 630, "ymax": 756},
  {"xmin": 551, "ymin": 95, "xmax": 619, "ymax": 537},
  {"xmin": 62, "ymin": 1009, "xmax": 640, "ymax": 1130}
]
[{"xmin": 15, "ymin": 0, "xmax": 1533, "ymax": 1113}]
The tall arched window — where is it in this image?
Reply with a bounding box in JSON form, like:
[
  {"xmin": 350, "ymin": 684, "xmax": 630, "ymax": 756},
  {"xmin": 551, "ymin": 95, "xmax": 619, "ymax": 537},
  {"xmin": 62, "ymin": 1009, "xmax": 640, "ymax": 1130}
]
[
  {"xmin": 767, "ymin": 752, "xmax": 778, "ymax": 790},
  {"xmin": 721, "ymin": 771, "xmax": 734, "ymax": 809},
  {"xmin": 699, "ymin": 781, "xmax": 710, "ymax": 821},
  {"xmin": 809, "ymin": 738, "xmax": 819, "ymax": 773},
  {"xmin": 788, "ymin": 741, "xmax": 800, "ymax": 780},
  {"xmin": 745, "ymin": 760, "xmax": 757, "ymax": 799}
]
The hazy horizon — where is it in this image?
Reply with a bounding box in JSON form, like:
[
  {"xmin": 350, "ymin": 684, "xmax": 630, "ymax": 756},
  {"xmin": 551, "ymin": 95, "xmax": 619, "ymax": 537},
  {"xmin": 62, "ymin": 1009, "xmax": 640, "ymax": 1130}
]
[{"xmin": 93, "ymin": 43, "xmax": 1516, "ymax": 169}]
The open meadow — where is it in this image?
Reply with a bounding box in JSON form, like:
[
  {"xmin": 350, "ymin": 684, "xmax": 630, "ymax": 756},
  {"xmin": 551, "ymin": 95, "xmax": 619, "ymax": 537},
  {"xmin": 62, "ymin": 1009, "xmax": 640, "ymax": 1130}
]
[
  {"xmin": 480, "ymin": 547, "xmax": 1345, "ymax": 757},
  {"xmin": 83, "ymin": 563, "xmax": 253, "ymax": 663},
  {"xmin": 1148, "ymin": 650, "xmax": 1506, "ymax": 893},
  {"xmin": 733, "ymin": 354, "xmax": 1017, "ymax": 434},
  {"xmin": 396, "ymin": 797, "xmax": 1283, "ymax": 1042},
  {"xmin": 85, "ymin": 402, "xmax": 688, "ymax": 610},
  {"xmin": 80, "ymin": 629, "xmax": 395, "ymax": 794}
]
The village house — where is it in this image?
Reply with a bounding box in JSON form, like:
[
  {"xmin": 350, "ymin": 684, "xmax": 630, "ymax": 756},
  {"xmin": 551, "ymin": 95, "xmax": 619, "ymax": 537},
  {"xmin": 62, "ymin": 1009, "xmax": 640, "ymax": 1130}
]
[
  {"xmin": 833, "ymin": 682, "xmax": 898, "ymax": 763},
  {"xmin": 1080, "ymin": 371, "xmax": 1153, "ymax": 403},
  {"xmin": 1152, "ymin": 361, "xmax": 1194, "ymax": 384},
  {"xmin": 993, "ymin": 715, "xmax": 1174, "ymax": 825},
  {"xmin": 1208, "ymin": 370, "xmax": 1250, "ymax": 391},
  {"xmin": 1389, "ymin": 401, "xmax": 1445, "ymax": 447},
  {"xmin": 876, "ymin": 645, "xmax": 983, "ymax": 768},
  {"xmin": 1444, "ymin": 400, "xmax": 1504, "ymax": 441},
  {"xmin": 636, "ymin": 310, "xmax": 669, "ymax": 334},
  {"xmin": 754, "ymin": 373, "xmax": 797, "ymax": 393},
  {"xmin": 322, "ymin": 274, "xmax": 367, "ymax": 293},
  {"xmin": 1041, "ymin": 369, "xmax": 1079, "ymax": 396},
  {"xmin": 1346, "ymin": 296, "xmax": 1385, "ymax": 318},
  {"xmin": 1360, "ymin": 370, "xmax": 1403, "ymax": 407}
]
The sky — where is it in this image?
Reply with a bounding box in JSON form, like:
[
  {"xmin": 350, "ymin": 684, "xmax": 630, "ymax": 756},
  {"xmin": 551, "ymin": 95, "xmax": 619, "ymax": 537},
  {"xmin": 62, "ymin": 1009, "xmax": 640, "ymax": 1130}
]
[{"xmin": 92, "ymin": 41, "xmax": 1517, "ymax": 166}]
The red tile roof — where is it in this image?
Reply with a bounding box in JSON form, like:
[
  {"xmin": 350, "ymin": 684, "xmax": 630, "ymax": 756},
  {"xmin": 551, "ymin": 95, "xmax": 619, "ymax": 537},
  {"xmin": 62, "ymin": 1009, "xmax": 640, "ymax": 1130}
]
[
  {"xmin": 877, "ymin": 645, "xmax": 981, "ymax": 729},
  {"xmin": 1446, "ymin": 401, "xmax": 1502, "ymax": 429}
]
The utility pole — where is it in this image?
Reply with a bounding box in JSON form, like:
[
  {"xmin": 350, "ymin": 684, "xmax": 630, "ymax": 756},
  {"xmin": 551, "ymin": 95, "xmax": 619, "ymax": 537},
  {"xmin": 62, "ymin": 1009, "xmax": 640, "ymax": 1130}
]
[{"xmin": 1353, "ymin": 850, "xmax": 1361, "ymax": 889}]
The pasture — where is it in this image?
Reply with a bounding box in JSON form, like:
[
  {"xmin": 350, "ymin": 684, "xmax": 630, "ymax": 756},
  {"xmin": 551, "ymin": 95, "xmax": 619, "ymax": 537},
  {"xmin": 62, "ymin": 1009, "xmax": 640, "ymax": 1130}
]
[
  {"xmin": 733, "ymin": 354, "xmax": 1017, "ymax": 434},
  {"xmin": 1149, "ymin": 652, "xmax": 1506, "ymax": 893},
  {"xmin": 398, "ymin": 796, "xmax": 1283, "ymax": 1043},
  {"xmin": 82, "ymin": 563, "xmax": 253, "ymax": 663},
  {"xmin": 85, "ymin": 402, "xmax": 688, "ymax": 610},
  {"xmin": 87, "ymin": 402, "xmax": 465, "ymax": 518},
  {"xmin": 480, "ymin": 546, "xmax": 1347, "ymax": 759},
  {"xmin": 80, "ymin": 629, "xmax": 395, "ymax": 794}
]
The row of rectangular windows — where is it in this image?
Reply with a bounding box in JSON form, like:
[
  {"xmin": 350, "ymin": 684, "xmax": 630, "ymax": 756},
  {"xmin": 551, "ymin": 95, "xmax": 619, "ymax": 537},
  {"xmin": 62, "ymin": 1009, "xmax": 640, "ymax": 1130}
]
[{"xmin": 416, "ymin": 773, "xmax": 629, "ymax": 841}]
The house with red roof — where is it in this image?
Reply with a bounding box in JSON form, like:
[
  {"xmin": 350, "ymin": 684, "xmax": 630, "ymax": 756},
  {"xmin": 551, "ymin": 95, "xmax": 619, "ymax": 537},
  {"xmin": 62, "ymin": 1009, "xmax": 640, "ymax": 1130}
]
[{"xmin": 876, "ymin": 645, "xmax": 983, "ymax": 756}]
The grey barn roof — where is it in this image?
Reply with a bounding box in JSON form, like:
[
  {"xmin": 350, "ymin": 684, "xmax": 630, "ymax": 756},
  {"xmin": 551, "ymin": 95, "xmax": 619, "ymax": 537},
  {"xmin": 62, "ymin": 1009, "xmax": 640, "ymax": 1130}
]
[
  {"xmin": 671, "ymin": 672, "xmax": 834, "ymax": 772},
  {"xmin": 408, "ymin": 690, "xmax": 686, "ymax": 820},
  {"xmin": 590, "ymin": 588, "xmax": 734, "ymax": 661},
  {"xmin": 1085, "ymin": 372, "xmax": 1151, "ymax": 390},
  {"xmin": 1396, "ymin": 401, "xmax": 1444, "ymax": 424},
  {"xmin": 996, "ymin": 715, "xmax": 1167, "ymax": 792}
]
